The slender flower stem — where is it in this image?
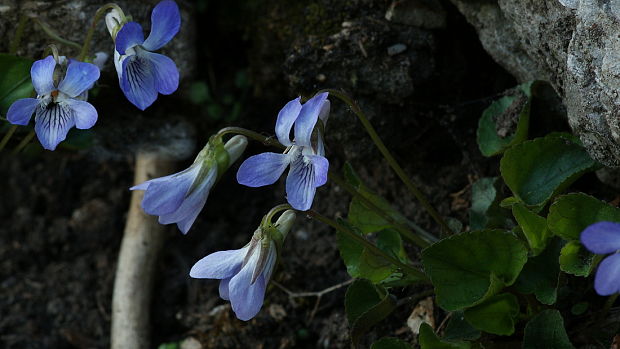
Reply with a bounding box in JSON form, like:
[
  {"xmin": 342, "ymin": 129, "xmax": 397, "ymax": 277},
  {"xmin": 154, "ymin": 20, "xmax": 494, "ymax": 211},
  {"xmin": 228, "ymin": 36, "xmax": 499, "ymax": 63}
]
[
  {"xmin": 328, "ymin": 172, "xmax": 437, "ymax": 247},
  {"xmin": 599, "ymin": 294, "xmax": 618, "ymax": 321},
  {"xmin": 78, "ymin": 3, "xmax": 126, "ymax": 61},
  {"xmin": 9, "ymin": 15, "xmax": 29, "ymax": 55},
  {"xmin": 319, "ymin": 88, "xmax": 453, "ymax": 235},
  {"xmin": 215, "ymin": 126, "xmax": 436, "ymax": 246},
  {"xmin": 0, "ymin": 125, "xmax": 18, "ymax": 152},
  {"xmin": 11, "ymin": 131, "xmax": 35, "ymax": 155},
  {"xmin": 263, "ymin": 203, "xmax": 293, "ymax": 225},
  {"xmin": 306, "ymin": 209, "xmax": 429, "ymax": 281}
]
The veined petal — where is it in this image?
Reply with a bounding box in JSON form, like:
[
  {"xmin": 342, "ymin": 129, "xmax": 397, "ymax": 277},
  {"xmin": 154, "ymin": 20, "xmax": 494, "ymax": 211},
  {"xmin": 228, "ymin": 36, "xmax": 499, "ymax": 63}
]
[
  {"xmin": 139, "ymin": 163, "xmax": 201, "ymax": 216},
  {"xmin": 34, "ymin": 103, "xmax": 75, "ymax": 150},
  {"xmin": 7, "ymin": 98, "xmax": 39, "ymax": 125},
  {"xmin": 285, "ymin": 153, "xmax": 317, "ymax": 211},
  {"xmin": 308, "ymin": 154, "xmax": 329, "ymax": 187},
  {"xmin": 58, "ymin": 61, "xmax": 100, "ymax": 98},
  {"xmin": 141, "ymin": 51, "xmax": 178, "ymax": 95},
  {"xmin": 275, "ymin": 97, "xmax": 302, "ymax": 146},
  {"xmin": 115, "ymin": 22, "xmax": 145, "ymax": 55},
  {"xmin": 237, "ymin": 152, "xmax": 290, "ymax": 187},
  {"xmin": 219, "ymin": 277, "xmax": 233, "ymax": 300},
  {"xmin": 142, "ymin": 0, "xmax": 181, "ymax": 51},
  {"xmin": 63, "ymin": 99, "xmax": 97, "ymax": 129},
  {"xmin": 581, "ymin": 221, "xmax": 620, "ymax": 254},
  {"xmin": 229, "ymin": 250, "xmax": 266, "ymax": 321},
  {"xmin": 120, "ymin": 55, "xmax": 158, "ymax": 110},
  {"xmin": 594, "ymin": 254, "xmax": 620, "ymax": 295},
  {"xmin": 158, "ymin": 167, "xmax": 217, "ymax": 234},
  {"xmin": 31, "ymin": 56, "xmax": 56, "ymax": 95},
  {"xmin": 294, "ymin": 92, "xmax": 328, "ymax": 147},
  {"xmin": 190, "ymin": 248, "xmax": 246, "ymax": 280}
]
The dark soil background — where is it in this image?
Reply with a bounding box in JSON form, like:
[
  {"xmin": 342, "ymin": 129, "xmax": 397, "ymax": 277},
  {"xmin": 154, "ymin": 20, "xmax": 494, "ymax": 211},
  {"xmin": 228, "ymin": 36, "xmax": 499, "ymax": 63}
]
[{"xmin": 0, "ymin": 0, "xmax": 532, "ymax": 348}]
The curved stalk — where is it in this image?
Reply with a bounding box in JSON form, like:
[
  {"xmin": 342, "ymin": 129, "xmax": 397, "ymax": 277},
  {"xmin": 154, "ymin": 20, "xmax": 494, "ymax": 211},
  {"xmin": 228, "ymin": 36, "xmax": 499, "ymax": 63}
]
[
  {"xmin": 319, "ymin": 88, "xmax": 453, "ymax": 235},
  {"xmin": 0, "ymin": 126, "xmax": 18, "ymax": 152},
  {"xmin": 306, "ymin": 209, "xmax": 429, "ymax": 281},
  {"xmin": 11, "ymin": 130, "xmax": 35, "ymax": 154},
  {"xmin": 78, "ymin": 3, "xmax": 126, "ymax": 61}
]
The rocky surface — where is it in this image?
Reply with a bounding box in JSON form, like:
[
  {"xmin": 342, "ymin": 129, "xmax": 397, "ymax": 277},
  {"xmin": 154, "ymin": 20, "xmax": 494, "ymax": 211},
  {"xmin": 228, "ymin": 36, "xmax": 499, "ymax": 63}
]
[{"xmin": 450, "ymin": 0, "xmax": 620, "ymax": 167}]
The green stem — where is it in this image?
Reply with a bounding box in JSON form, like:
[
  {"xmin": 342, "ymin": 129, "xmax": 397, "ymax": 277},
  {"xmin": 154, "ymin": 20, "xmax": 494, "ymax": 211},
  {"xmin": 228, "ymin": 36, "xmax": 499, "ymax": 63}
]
[
  {"xmin": 31, "ymin": 18, "xmax": 82, "ymax": 50},
  {"xmin": 328, "ymin": 172, "xmax": 436, "ymax": 247},
  {"xmin": 319, "ymin": 88, "xmax": 453, "ymax": 235},
  {"xmin": 216, "ymin": 126, "xmax": 437, "ymax": 247},
  {"xmin": 600, "ymin": 294, "xmax": 618, "ymax": 321},
  {"xmin": 9, "ymin": 15, "xmax": 29, "ymax": 55},
  {"xmin": 78, "ymin": 3, "xmax": 126, "ymax": 61},
  {"xmin": 11, "ymin": 130, "xmax": 35, "ymax": 154},
  {"xmin": 263, "ymin": 203, "xmax": 293, "ymax": 225},
  {"xmin": 0, "ymin": 125, "xmax": 18, "ymax": 152},
  {"xmin": 306, "ymin": 209, "xmax": 429, "ymax": 281}
]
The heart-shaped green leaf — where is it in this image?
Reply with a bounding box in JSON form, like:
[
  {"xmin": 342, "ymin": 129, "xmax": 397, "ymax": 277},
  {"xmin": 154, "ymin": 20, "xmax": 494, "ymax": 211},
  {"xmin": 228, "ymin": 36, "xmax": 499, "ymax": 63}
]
[
  {"xmin": 463, "ymin": 293, "xmax": 520, "ymax": 335},
  {"xmin": 548, "ymin": 193, "xmax": 620, "ymax": 240}
]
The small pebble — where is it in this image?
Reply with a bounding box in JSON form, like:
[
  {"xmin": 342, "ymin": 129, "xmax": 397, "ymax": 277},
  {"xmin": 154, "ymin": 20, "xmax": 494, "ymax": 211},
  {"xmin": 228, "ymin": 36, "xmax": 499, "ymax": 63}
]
[{"xmin": 387, "ymin": 43, "xmax": 407, "ymax": 56}]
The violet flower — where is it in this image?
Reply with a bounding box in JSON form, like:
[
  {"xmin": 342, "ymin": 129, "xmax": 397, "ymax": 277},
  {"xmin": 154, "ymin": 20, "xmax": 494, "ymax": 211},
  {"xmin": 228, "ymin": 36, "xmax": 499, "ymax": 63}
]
[
  {"xmin": 236, "ymin": 92, "xmax": 330, "ymax": 211},
  {"xmin": 6, "ymin": 55, "xmax": 100, "ymax": 151},
  {"xmin": 190, "ymin": 210, "xmax": 296, "ymax": 321},
  {"xmin": 581, "ymin": 221, "xmax": 620, "ymax": 295},
  {"xmin": 111, "ymin": 0, "xmax": 180, "ymax": 110},
  {"xmin": 131, "ymin": 135, "xmax": 247, "ymax": 234}
]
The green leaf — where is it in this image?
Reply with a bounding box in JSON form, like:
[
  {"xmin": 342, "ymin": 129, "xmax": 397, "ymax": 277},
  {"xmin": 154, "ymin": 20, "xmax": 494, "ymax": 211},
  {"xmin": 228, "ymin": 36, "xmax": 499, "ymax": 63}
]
[
  {"xmin": 371, "ymin": 337, "xmax": 413, "ymax": 349},
  {"xmin": 547, "ymin": 193, "xmax": 620, "ymax": 240},
  {"xmin": 337, "ymin": 222, "xmax": 411, "ymax": 283},
  {"xmin": 463, "ymin": 293, "xmax": 519, "ymax": 336},
  {"xmin": 345, "ymin": 279, "xmax": 397, "ymax": 347},
  {"xmin": 419, "ymin": 323, "xmax": 472, "ymax": 349},
  {"xmin": 523, "ymin": 310, "xmax": 575, "ymax": 349},
  {"xmin": 443, "ymin": 311, "xmax": 481, "ymax": 341},
  {"xmin": 514, "ymin": 238, "xmax": 562, "ymax": 304},
  {"xmin": 477, "ymin": 82, "xmax": 534, "ymax": 157},
  {"xmin": 500, "ymin": 134, "xmax": 598, "ymax": 207},
  {"xmin": 559, "ymin": 240, "xmax": 595, "ymax": 277},
  {"xmin": 512, "ymin": 203, "xmax": 550, "ymax": 255},
  {"xmin": 0, "ymin": 54, "xmax": 34, "ymax": 116},
  {"xmin": 421, "ymin": 230, "xmax": 528, "ymax": 311},
  {"xmin": 470, "ymin": 177, "xmax": 511, "ymax": 230}
]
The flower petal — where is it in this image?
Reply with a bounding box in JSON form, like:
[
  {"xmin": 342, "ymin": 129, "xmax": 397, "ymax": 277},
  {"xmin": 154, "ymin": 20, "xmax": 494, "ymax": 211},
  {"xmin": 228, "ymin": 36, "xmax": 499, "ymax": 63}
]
[
  {"xmin": 319, "ymin": 99, "xmax": 330, "ymax": 124},
  {"xmin": 115, "ymin": 22, "xmax": 145, "ymax": 55},
  {"xmin": 229, "ymin": 250, "xmax": 266, "ymax": 321},
  {"xmin": 34, "ymin": 103, "xmax": 75, "ymax": 150},
  {"xmin": 31, "ymin": 56, "xmax": 56, "ymax": 96},
  {"xmin": 7, "ymin": 98, "xmax": 39, "ymax": 125},
  {"xmin": 275, "ymin": 97, "xmax": 302, "ymax": 146},
  {"xmin": 63, "ymin": 99, "xmax": 97, "ymax": 129},
  {"xmin": 139, "ymin": 164, "xmax": 200, "ymax": 216},
  {"xmin": 190, "ymin": 248, "xmax": 246, "ymax": 280},
  {"xmin": 58, "ymin": 61, "xmax": 100, "ymax": 98},
  {"xmin": 120, "ymin": 55, "xmax": 158, "ymax": 110},
  {"xmin": 294, "ymin": 92, "xmax": 328, "ymax": 147},
  {"xmin": 158, "ymin": 167, "xmax": 217, "ymax": 234},
  {"xmin": 141, "ymin": 51, "xmax": 178, "ymax": 95},
  {"xmin": 237, "ymin": 152, "xmax": 290, "ymax": 187},
  {"xmin": 581, "ymin": 221, "xmax": 620, "ymax": 254},
  {"xmin": 285, "ymin": 153, "xmax": 317, "ymax": 211},
  {"xmin": 594, "ymin": 253, "xmax": 620, "ymax": 295},
  {"xmin": 309, "ymin": 154, "xmax": 329, "ymax": 187},
  {"xmin": 261, "ymin": 241, "xmax": 278, "ymax": 283},
  {"xmin": 219, "ymin": 277, "xmax": 233, "ymax": 300},
  {"xmin": 142, "ymin": 0, "xmax": 181, "ymax": 51}
]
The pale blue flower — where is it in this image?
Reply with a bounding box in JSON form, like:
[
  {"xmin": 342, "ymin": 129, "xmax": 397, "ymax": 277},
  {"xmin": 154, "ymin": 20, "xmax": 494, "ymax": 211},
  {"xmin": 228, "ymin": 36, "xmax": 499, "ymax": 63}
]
[
  {"xmin": 113, "ymin": 0, "xmax": 180, "ymax": 110},
  {"xmin": 6, "ymin": 55, "xmax": 100, "ymax": 150},
  {"xmin": 581, "ymin": 221, "xmax": 620, "ymax": 295},
  {"xmin": 237, "ymin": 92, "xmax": 330, "ymax": 211}
]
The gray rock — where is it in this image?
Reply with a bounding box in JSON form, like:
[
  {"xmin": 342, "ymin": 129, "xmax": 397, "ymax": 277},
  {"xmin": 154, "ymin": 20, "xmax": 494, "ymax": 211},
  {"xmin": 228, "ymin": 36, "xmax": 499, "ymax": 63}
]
[
  {"xmin": 451, "ymin": 0, "xmax": 620, "ymax": 167},
  {"xmin": 387, "ymin": 43, "xmax": 407, "ymax": 56}
]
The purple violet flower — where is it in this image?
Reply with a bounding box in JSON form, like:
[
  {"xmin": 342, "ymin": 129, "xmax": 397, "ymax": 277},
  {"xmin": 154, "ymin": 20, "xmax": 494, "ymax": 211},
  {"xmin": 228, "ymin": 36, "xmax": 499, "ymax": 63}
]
[
  {"xmin": 190, "ymin": 210, "xmax": 296, "ymax": 321},
  {"xmin": 131, "ymin": 135, "xmax": 247, "ymax": 234},
  {"xmin": 112, "ymin": 0, "xmax": 180, "ymax": 110},
  {"xmin": 236, "ymin": 92, "xmax": 330, "ymax": 211},
  {"xmin": 6, "ymin": 55, "xmax": 100, "ymax": 151},
  {"xmin": 581, "ymin": 221, "xmax": 620, "ymax": 295}
]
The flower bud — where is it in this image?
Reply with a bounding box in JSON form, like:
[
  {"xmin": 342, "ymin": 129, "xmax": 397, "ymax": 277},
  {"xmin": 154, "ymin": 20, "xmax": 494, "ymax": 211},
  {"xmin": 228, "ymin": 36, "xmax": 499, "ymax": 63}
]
[{"xmin": 274, "ymin": 210, "xmax": 296, "ymax": 241}]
